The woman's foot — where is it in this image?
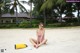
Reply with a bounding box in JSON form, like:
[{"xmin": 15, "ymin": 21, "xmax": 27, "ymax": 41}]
[
  {"xmin": 44, "ymin": 42, "xmax": 46, "ymax": 44},
  {"xmin": 33, "ymin": 44, "xmax": 37, "ymax": 47},
  {"xmin": 34, "ymin": 45, "xmax": 39, "ymax": 48},
  {"xmin": 36, "ymin": 45, "xmax": 39, "ymax": 48}
]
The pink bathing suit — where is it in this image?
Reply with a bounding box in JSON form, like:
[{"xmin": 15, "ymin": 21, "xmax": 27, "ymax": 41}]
[{"xmin": 37, "ymin": 31, "xmax": 44, "ymax": 43}]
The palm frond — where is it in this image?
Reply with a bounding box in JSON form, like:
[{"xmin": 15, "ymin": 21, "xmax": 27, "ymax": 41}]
[
  {"xmin": 46, "ymin": 0, "xmax": 54, "ymax": 9},
  {"xmin": 20, "ymin": 1, "xmax": 28, "ymax": 4},
  {"xmin": 56, "ymin": 0, "xmax": 66, "ymax": 5},
  {"xmin": 0, "ymin": 3, "xmax": 4, "ymax": 7},
  {"xmin": 18, "ymin": 5, "xmax": 24, "ymax": 12},
  {"xmin": 10, "ymin": 6, "xmax": 14, "ymax": 14},
  {"xmin": 17, "ymin": 0, "xmax": 28, "ymax": 13},
  {"xmin": 28, "ymin": 0, "xmax": 33, "ymax": 3},
  {"xmin": 40, "ymin": 0, "xmax": 54, "ymax": 12},
  {"xmin": 40, "ymin": 1, "xmax": 47, "ymax": 12}
]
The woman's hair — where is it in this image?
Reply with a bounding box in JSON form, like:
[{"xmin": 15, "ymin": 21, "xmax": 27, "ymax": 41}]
[{"xmin": 39, "ymin": 22, "xmax": 44, "ymax": 26}]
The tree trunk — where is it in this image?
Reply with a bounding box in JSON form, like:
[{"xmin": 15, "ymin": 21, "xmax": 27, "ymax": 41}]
[
  {"xmin": 30, "ymin": 2, "xmax": 32, "ymax": 27},
  {"xmin": 77, "ymin": 6, "xmax": 80, "ymax": 25},
  {"xmin": 43, "ymin": 9, "xmax": 46, "ymax": 26},
  {"xmin": 71, "ymin": 4, "xmax": 73, "ymax": 23},
  {"xmin": 60, "ymin": 6, "xmax": 62, "ymax": 24},
  {"xmin": 43, "ymin": 0, "xmax": 46, "ymax": 26},
  {"xmin": 0, "ymin": 8, "xmax": 1, "ymax": 18},
  {"xmin": 0, "ymin": 14, "xmax": 1, "ymax": 18},
  {"xmin": 16, "ymin": 6, "xmax": 18, "ymax": 24},
  {"xmin": 60, "ymin": 13, "xmax": 62, "ymax": 24}
]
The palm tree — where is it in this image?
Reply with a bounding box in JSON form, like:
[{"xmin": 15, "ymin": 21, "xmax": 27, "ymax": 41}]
[
  {"xmin": 0, "ymin": 0, "xmax": 11, "ymax": 18},
  {"xmin": 40, "ymin": 0, "xmax": 55, "ymax": 26},
  {"xmin": 7, "ymin": 0, "xmax": 28, "ymax": 24},
  {"xmin": 0, "ymin": 0, "xmax": 4, "ymax": 18},
  {"xmin": 40, "ymin": 0, "xmax": 66, "ymax": 24},
  {"xmin": 76, "ymin": 3, "xmax": 80, "ymax": 24},
  {"xmin": 29, "ymin": 0, "xmax": 46, "ymax": 26},
  {"xmin": 43, "ymin": 0, "xmax": 46, "ymax": 26},
  {"xmin": 30, "ymin": 2, "xmax": 32, "ymax": 26},
  {"xmin": 21, "ymin": 0, "xmax": 33, "ymax": 26}
]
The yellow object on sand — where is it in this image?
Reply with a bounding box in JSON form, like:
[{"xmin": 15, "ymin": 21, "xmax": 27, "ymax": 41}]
[{"xmin": 15, "ymin": 44, "xmax": 27, "ymax": 49}]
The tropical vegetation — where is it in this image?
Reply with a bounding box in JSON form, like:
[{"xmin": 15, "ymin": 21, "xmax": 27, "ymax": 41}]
[{"xmin": 0, "ymin": 0, "xmax": 80, "ymax": 28}]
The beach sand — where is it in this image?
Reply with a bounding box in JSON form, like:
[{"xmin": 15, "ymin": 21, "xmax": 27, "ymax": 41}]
[{"xmin": 0, "ymin": 28, "xmax": 80, "ymax": 53}]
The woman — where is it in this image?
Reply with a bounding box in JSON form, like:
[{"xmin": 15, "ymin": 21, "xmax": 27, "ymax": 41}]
[{"xmin": 30, "ymin": 22, "xmax": 47, "ymax": 48}]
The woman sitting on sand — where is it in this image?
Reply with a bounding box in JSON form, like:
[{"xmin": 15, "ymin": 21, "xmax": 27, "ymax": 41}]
[{"xmin": 30, "ymin": 22, "xmax": 47, "ymax": 48}]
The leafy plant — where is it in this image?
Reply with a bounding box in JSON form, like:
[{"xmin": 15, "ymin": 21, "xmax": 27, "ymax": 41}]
[{"xmin": 19, "ymin": 21, "xmax": 30, "ymax": 28}]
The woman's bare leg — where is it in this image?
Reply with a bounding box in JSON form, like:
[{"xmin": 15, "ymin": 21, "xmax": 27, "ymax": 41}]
[
  {"xmin": 30, "ymin": 38, "xmax": 37, "ymax": 46},
  {"xmin": 38, "ymin": 39, "xmax": 47, "ymax": 47}
]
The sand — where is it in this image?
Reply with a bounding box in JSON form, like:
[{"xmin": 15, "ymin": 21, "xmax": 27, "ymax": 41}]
[{"xmin": 0, "ymin": 28, "xmax": 80, "ymax": 53}]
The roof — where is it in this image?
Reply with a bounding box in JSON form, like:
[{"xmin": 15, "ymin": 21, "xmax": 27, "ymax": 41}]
[{"xmin": 1, "ymin": 13, "xmax": 32, "ymax": 18}]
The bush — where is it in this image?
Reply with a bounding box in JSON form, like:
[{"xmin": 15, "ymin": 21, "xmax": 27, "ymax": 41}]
[
  {"xmin": 31, "ymin": 20, "xmax": 40, "ymax": 27},
  {"xmin": 0, "ymin": 23, "xmax": 18, "ymax": 28},
  {"xmin": 19, "ymin": 21, "xmax": 30, "ymax": 28},
  {"xmin": 32, "ymin": 20, "xmax": 40, "ymax": 24},
  {"xmin": 0, "ymin": 24, "xmax": 5, "ymax": 28}
]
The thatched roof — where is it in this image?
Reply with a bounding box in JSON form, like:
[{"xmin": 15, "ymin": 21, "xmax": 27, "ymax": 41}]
[{"xmin": 1, "ymin": 13, "xmax": 31, "ymax": 18}]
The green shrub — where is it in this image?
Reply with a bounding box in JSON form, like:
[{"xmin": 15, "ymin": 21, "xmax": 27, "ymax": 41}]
[
  {"xmin": 0, "ymin": 24, "xmax": 5, "ymax": 28},
  {"xmin": 0, "ymin": 23, "xmax": 18, "ymax": 28},
  {"xmin": 31, "ymin": 20, "xmax": 39, "ymax": 27},
  {"xmin": 19, "ymin": 21, "xmax": 30, "ymax": 28},
  {"xmin": 6, "ymin": 24, "xmax": 11, "ymax": 28},
  {"xmin": 32, "ymin": 20, "xmax": 40, "ymax": 24}
]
